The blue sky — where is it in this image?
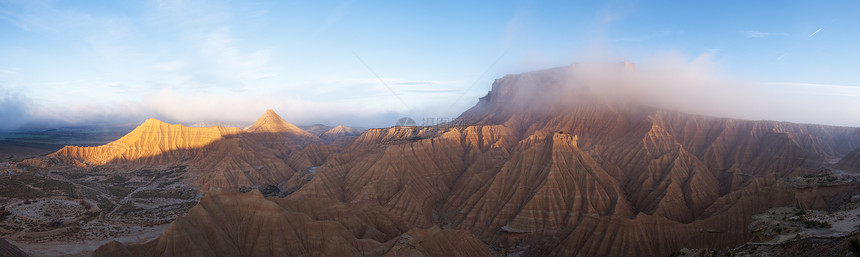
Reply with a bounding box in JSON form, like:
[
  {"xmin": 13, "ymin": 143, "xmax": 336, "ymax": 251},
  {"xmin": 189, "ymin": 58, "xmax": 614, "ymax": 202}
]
[{"xmin": 1, "ymin": 0, "xmax": 859, "ymax": 129}]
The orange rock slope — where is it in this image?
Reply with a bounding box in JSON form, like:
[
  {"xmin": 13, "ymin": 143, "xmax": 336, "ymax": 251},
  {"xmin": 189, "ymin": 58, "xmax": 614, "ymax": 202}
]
[
  {"xmin": 26, "ymin": 109, "xmax": 331, "ymax": 192},
  {"xmin": 285, "ymin": 66, "xmax": 860, "ymax": 256},
  {"xmin": 63, "ymin": 65, "xmax": 860, "ymax": 256}
]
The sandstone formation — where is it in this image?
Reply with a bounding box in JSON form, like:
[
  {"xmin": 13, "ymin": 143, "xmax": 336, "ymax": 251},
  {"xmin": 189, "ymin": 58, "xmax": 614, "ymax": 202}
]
[
  {"xmin": 284, "ymin": 65, "xmax": 860, "ymax": 256},
  {"xmin": 383, "ymin": 226, "xmax": 495, "ymax": 257},
  {"xmin": 43, "ymin": 64, "xmax": 860, "ymax": 256},
  {"xmin": 45, "ymin": 118, "xmax": 243, "ymax": 166},
  {"xmin": 836, "ymin": 148, "xmax": 860, "ymax": 171},
  {"xmin": 319, "ymin": 125, "xmax": 362, "ymax": 144},
  {"xmin": 301, "ymin": 124, "xmax": 334, "ymax": 135},
  {"xmin": 93, "ymin": 191, "xmax": 492, "ymax": 257},
  {"xmin": 24, "ymin": 109, "xmax": 331, "ymax": 192}
]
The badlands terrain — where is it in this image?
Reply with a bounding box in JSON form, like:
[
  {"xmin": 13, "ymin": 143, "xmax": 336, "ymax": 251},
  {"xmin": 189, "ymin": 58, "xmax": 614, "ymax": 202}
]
[{"xmin": 2, "ymin": 64, "xmax": 860, "ymax": 256}]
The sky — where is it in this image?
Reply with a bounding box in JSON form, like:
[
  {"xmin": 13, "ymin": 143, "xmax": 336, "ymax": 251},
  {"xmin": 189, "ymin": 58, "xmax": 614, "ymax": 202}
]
[{"xmin": 1, "ymin": 0, "xmax": 859, "ymax": 129}]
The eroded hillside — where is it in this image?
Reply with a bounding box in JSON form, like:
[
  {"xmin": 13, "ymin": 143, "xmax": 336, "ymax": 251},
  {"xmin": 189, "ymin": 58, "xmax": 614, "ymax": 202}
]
[{"xmin": 6, "ymin": 64, "xmax": 860, "ymax": 257}]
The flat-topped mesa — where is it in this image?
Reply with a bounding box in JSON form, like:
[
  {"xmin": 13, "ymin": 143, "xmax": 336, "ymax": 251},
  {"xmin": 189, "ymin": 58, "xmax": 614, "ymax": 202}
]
[{"xmin": 459, "ymin": 63, "xmax": 637, "ymax": 126}]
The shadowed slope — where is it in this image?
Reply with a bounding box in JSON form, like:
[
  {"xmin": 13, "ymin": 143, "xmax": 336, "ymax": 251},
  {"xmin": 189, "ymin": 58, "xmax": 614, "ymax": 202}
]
[
  {"xmin": 93, "ymin": 192, "xmax": 493, "ymax": 257},
  {"xmin": 283, "ymin": 65, "xmax": 860, "ymax": 256},
  {"xmin": 78, "ymin": 65, "xmax": 860, "ymax": 256},
  {"xmin": 320, "ymin": 125, "xmax": 362, "ymax": 144},
  {"xmin": 22, "ymin": 110, "xmax": 330, "ymax": 192},
  {"xmin": 0, "ymin": 238, "xmax": 29, "ymax": 257},
  {"xmin": 836, "ymin": 148, "xmax": 860, "ymax": 171}
]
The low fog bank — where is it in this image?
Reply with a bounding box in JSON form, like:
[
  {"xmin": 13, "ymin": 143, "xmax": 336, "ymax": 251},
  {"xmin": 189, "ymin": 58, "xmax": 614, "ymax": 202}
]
[
  {"xmin": 0, "ymin": 89, "xmax": 33, "ymax": 130},
  {"xmin": 3, "ymin": 54, "xmax": 859, "ymax": 130},
  {"xmin": 0, "ymin": 87, "xmax": 419, "ymax": 131},
  {"xmin": 553, "ymin": 53, "xmax": 860, "ymax": 127}
]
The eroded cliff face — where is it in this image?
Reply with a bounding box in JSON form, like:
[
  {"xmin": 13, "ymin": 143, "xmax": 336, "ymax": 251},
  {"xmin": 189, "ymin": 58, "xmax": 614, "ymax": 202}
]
[
  {"xmin": 23, "ymin": 109, "xmax": 333, "ymax": 192},
  {"xmin": 279, "ymin": 66, "xmax": 860, "ymax": 256},
  {"xmin": 50, "ymin": 65, "xmax": 860, "ymax": 256},
  {"xmin": 47, "ymin": 118, "xmax": 243, "ymax": 166},
  {"xmin": 836, "ymin": 148, "xmax": 860, "ymax": 171},
  {"xmin": 0, "ymin": 238, "xmax": 29, "ymax": 257},
  {"xmin": 320, "ymin": 125, "xmax": 362, "ymax": 143},
  {"xmin": 92, "ymin": 191, "xmax": 493, "ymax": 257}
]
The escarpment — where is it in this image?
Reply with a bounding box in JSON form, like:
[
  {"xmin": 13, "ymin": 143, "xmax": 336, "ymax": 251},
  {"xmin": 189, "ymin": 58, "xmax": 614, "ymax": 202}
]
[
  {"xmin": 24, "ymin": 109, "xmax": 334, "ymax": 192},
  {"xmin": 49, "ymin": 64, "xmax": 860, "ymax": 256}
]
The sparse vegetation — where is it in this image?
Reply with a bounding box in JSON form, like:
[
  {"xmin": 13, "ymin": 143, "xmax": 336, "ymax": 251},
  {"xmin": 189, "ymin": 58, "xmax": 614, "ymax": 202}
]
[
  {"xmin": 801, "ymin": 219, "xmax": 831, "ymax": 229},
  {"xmin": 795, "ymin": 209, "xmax": 806, "ymax": 216},
  {"xmin": 260, "ymin": 185, "xmax": 280, "ymax": 196},
  {"xmin": 239, "ymin": 185, "xmax": 281, "ymax": 197},
  {"xmin": 132, "ymin": 189, "xmax": 195, "ymax": 200}
]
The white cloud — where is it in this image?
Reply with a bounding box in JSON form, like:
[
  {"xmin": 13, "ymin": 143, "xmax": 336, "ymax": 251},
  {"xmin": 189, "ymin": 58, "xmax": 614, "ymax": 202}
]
[
  {"xmin": 566, "ymin": 52, "xmax": 860, "ymax": 127},
  {"xmin": 808, "ymin": 28, "xmax": 822, "ymax": 38},
  {"xmin": 142, "ymin": 88, "xmax": 410, "ymax": 127},
  {"xmin": 0, "ymin": 88, "xmax": 34, "ymax": 129}
]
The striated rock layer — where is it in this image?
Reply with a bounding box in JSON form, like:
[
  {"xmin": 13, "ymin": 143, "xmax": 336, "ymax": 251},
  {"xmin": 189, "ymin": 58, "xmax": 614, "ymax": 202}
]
[
  {"xmin": 93, "ymin": 192, "xmax": 493, "ymax": 257},
  {"xmin": 836, "ymin": 147, "xmax": 860, "ymax": 171},
  {"xmin": 24, "ymin": 109, "xmax": 331, "ymax": 192},
  {"xmin": 320, "ymin": 125, "xmax": 362, "ymax": 144},
  {"xmin": 0, "ymin": 238, "xmax": 29, "ymax": 257},
  {"xmin": 284, "ymin": 65, "xmax": 860, "ymax": 256},
  {"xmin": 68, "ymin": 65, "xmax": 860, "ymax": 256}
]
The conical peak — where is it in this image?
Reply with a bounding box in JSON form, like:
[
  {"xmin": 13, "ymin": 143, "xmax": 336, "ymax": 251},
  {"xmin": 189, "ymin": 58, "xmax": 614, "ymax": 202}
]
[
  {"xmin": 323, "ymin": 125, "xmax": 360, "ymax": 136},
  {"xmin": 133, "ymin": 118, "xmax": 171, "ymax": 132},
  {"xmin": 141, "ymin": 118, "xmax": 167, "ymax": 126},
  {"xmin": 263, "ymin": 108, "xmax": 278, "ymax": 116},
  {"xmin": 330, "ymin": 125, "xmax": 352, "ymax": 132},
  {"xmin": 247, "ymin": 109, "xmax": 308, "ymax": 134}
]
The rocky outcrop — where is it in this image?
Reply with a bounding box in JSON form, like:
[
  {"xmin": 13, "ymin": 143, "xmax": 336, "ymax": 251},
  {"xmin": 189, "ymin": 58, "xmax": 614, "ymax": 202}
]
[
  {"xmin": 300, "ymin": 124, "xmax": 333, "ymax": 135},
  {"xmin": 283, "ymin": 65, "xmax": 860, "ymax": 256},
  {"xmin": 383, "ymin": 226, "xmax": 494, "ymax": 257},
  {"xmin": 46, "ymin": 119, "xmax": 242, "ymax": 165},
  {"xmin": 245, "ymin": 109, "xmax": 321, "ymax": 145},
  {"xmin": 320, "ymin": 125, "xmax": 362, "ymax": 144},
  {"xmin": 93, "ymin": 191, "xmax": 491, "ymax": 257},
  {"xmin": 81, "ymin": 65, "xmax": 860, "ymax": 256},
  {"xmin": 24, "ymin": 110, "xmax": 330, "ymax": 192},
  {"xmin": 836, "ymin": 148, "xmax": 860, "ymax": 171}
]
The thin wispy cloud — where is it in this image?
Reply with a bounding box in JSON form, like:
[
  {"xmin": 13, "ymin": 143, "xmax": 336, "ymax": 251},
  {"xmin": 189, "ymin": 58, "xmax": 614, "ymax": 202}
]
[
  {"xmin": 0, "ymin": 69, "xmax": 17, "ymax": 77},
  {"xmin": 808, "ymin": 28, "xmax": 822, "ymax": 38},
  {"xmin": 1, "ymin": 1, "xmax": 858, "ymax": 129},
  {"xmin": 741, "ymin": 30, "xmax": 789, "ymax": 38}
]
